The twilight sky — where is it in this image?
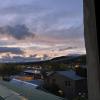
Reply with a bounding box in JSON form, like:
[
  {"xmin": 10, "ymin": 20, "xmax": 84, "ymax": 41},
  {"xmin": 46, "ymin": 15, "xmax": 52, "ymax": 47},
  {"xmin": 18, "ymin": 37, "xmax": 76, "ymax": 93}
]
[{"xmin": 0, "ymin": 0, "xmax": 86, "ymax": 59}]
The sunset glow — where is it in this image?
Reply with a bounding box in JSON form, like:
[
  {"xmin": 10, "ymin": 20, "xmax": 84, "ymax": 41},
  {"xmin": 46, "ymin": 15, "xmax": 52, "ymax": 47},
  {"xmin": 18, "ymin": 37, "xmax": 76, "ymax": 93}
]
[{"xmin": 0, "ymin": 0, "xmax": 85, "ymax": 60}]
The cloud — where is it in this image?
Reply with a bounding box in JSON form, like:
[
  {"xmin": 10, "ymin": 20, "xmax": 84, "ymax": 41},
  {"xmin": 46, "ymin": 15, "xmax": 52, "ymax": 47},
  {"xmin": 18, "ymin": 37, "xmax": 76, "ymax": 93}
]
[
  {"xmin": 44, "ymin": 25, "xmax": 84, "ymax": 40},
  {"xmin": 0, "ymin": 0, "xmax": 85, "ymax": 58},
  {"xmin": 0, "ymin": 0, "xmax": 83, "ymax": 29},
  {"xmin": 0, "ymin": 24, "xmax": 35, "ymax": 40},
  {"xmin": 0, "ymin": 47, "xmax": 24, "ymax": 54},
  {"xmin": 58, "ymin": 47, "xmax": 77, "ymax": 51}
]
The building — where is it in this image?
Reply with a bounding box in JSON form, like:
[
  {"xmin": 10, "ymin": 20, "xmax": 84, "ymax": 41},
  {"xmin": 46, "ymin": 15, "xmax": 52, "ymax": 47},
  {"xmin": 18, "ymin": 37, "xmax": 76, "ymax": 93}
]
[
  {"xmin": 46, "ymin": 70, "xmax": 87, "ymax": 99},
  {"xmin": 15, "ymin": 69, "xmax": 43, "ymax": 81},
  {"xmin": 0, "ymin": 79, "xmax": 65, "ymax": 100},
  {"xmin": 0, "ymin": 83, "xmax": 27, "ymax": 100},
  {"xmin": 23, "ymin": 69, "xmax": 42, "ymax": 79}
]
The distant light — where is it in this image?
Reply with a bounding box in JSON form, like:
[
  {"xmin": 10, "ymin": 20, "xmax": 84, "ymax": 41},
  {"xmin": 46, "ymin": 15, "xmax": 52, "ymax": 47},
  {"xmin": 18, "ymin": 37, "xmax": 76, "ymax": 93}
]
[{"xmin": 75, "ymin": 65, "xmax": 79, "ymax": 68}]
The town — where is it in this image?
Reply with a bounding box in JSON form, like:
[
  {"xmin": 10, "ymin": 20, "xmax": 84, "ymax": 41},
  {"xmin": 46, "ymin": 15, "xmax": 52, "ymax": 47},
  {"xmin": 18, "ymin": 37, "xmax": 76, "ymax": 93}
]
[{"xmin": 0, "ymin": 54, "xmax": 87, "ymax": 100}]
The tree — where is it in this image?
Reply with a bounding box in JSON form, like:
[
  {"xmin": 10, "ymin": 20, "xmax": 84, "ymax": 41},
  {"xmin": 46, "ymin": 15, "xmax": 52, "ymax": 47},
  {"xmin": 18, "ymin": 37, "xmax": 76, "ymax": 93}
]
[{"xmin": 0, "ymin": 64, "xmax": 24, "ymax": 77}]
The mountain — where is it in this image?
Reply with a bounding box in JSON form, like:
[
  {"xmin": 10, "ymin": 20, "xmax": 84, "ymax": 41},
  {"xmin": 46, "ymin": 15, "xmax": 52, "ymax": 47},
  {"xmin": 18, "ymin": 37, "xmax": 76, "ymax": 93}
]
[
  {"xmin": 0, "ymin": 54, "xmax": 86, "ymax": 66},
  {"xmin": 50, "ymin": 54, "xmax": 86, "ymax": 64}
]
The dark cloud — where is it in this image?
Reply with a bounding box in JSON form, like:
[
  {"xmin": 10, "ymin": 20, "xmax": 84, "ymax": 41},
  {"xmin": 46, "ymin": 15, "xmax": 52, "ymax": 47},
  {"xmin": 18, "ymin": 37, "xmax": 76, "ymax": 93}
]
[
  {"xmin": 0, "ymin": 24, "xmax": 35, "ymax": 39},
  {"xmin": 0, "ymin": 47, "xmax": 24, "ymax": 54},
  {"xmin": 29, "ymin": 54, "xmax": 37, "ymax": 57},
  {"xmin": 59, "ymin": 47, "xmax": 77, "ymax": 51},
  {"xmin": 43, "ymin": 54, "xmax": 49, "ymax": 59}
]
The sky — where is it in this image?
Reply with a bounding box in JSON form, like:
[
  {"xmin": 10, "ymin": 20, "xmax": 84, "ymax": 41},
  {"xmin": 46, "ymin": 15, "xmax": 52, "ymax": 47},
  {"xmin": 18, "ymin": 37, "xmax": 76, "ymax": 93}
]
[{"xmin": 0, "ymin": 0, "xmax": 85, "ymax": 60}]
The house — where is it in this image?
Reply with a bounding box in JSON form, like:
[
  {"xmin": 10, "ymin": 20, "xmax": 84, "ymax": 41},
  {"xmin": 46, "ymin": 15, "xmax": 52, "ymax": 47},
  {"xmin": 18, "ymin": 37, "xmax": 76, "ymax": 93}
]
[
  {"xmin": 15, "ymin": 69, "xmax": 43, "ymax": 81},
  {"xmin": 46, "ymin": 70, "xmax": 87, "ymax": 99},
  {"xmin": 23, "ymin": 69, "xmax": 42, "ymax": 79}
]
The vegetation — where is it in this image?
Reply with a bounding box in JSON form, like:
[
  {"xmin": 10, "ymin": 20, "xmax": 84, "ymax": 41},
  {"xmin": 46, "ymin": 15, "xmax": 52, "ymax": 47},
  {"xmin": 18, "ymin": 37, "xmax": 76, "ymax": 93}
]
[
  {"xmin": 36, "ymin": 54, "xmax": 86, "ymax": 71},
  {"xmin": 0, "ymin": 63, "xmax": 25, "ymax": 77},
  {"xmin": 73, "ymin": 96, "xmax": 87, "ymax": 100}
]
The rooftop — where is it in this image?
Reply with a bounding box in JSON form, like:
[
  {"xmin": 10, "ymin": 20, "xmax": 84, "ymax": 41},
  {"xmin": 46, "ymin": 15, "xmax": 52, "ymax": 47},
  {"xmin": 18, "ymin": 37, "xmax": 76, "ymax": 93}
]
[
  {"xmin": 0, "ymin": 83, "xmax": 27, "ymax": 100},
  {"xmin": 24, "ymin": 70, "xmax": 41, "ymax": 74},
  {"xmin": 57, "ymin": 70, "xmax": 84, "ymax": 80},
  {"xmin": 26, "ymin": 80, "xmax": 44, "ymax": 86},
  {"xmin": 0, "ymin": 79, "xmax": 65, "ymax": 100}
]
